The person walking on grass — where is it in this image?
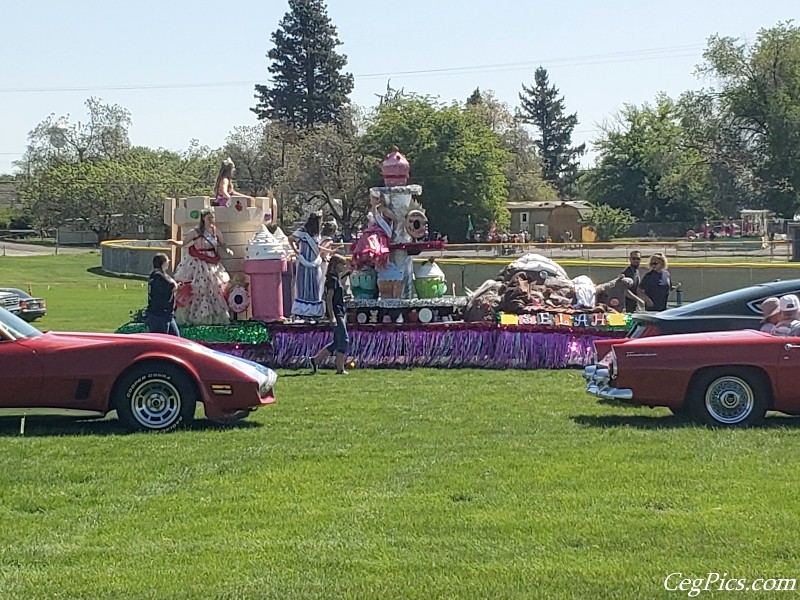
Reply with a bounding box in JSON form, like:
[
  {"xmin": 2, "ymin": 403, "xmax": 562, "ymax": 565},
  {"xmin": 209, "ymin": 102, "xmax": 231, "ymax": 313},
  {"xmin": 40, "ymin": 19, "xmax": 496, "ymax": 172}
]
[{"xmin": 311, "ymin": 254, "xmax": 351, "ymax": 375}]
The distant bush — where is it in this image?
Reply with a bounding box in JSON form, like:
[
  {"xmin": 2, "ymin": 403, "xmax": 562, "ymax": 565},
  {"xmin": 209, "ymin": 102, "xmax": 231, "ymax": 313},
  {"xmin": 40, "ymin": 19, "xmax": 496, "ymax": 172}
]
[{"xmin": 586, "ymin": 204, "xmax": 635, "ymax": 241}]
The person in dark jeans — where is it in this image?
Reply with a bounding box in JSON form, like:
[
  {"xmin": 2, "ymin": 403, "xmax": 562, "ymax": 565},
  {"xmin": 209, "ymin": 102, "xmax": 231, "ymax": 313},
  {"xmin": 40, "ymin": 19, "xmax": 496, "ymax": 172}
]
[
  {"xmin": 621, "ymin": 250, "xmax": 642, "ymax": 313},
  {"xmin": 311, "ymin": 254, "xmax": 350, "ymax": 375},
  {"xmin": 145, "ymin": 253, "xmax": 180, "ymax": 336}
]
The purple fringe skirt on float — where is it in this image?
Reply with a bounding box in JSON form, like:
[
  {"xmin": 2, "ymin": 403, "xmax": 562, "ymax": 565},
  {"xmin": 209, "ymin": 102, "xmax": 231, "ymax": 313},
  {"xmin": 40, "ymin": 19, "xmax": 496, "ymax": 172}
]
[{"xmin": 204, "ymin": 323, "xmax": 625, "ymax": 370}]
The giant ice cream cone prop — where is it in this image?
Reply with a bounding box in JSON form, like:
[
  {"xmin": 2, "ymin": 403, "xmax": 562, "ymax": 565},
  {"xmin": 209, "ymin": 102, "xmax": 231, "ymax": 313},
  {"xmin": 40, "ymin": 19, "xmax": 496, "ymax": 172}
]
[{"xmin": 244, "ymin": 225, "xmax": 288, "ymax": 322}]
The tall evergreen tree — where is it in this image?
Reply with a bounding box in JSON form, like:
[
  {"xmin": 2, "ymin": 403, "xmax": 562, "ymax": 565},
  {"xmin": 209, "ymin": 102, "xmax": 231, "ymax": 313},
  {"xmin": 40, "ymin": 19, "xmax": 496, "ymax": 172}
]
[
  {"xmin": 518, "ymin": 67, "xmax": 586, "ymax": 197},
  {"xmin": 253, "ymin": 0, "xmax": 354, "ymax": 128}
]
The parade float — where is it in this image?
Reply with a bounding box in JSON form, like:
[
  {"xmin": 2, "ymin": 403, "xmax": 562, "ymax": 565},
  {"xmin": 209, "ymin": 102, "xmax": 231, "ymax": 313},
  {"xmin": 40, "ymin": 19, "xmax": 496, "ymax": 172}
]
[{"xmin": 117, "ymin": 150, "xmax": 634, "ymax": 370}]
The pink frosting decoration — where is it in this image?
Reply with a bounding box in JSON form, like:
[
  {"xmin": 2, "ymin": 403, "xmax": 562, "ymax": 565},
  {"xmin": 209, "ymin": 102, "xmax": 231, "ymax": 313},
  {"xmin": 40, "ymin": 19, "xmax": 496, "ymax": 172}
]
[{"xmin": 381, "ymin": 148, "xmax": 410, "ymax": 186}]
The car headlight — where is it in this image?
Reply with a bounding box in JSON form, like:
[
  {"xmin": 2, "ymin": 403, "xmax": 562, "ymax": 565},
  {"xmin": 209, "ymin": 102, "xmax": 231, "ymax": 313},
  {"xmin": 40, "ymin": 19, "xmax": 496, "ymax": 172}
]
[{"xmin": 258, "ymin": 369, "xmax": 278, "ymax": 398}]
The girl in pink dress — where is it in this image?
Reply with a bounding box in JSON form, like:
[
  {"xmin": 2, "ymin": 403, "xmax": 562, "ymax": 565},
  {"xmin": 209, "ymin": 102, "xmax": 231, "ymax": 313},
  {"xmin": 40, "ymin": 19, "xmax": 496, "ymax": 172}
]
[
  {"xmin": 351, "ymin": 193, "xmax": 396, "ymax": 270},
  {"xmin": 213, "ymin": 158, "xmax": 250, "ymax": 207}
]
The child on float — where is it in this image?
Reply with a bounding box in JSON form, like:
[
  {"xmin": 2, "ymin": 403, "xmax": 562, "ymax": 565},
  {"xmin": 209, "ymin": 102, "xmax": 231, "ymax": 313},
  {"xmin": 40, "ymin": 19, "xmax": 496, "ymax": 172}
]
[
  {"xmin": 320, "ymin": 220, "xmax": 338, "ymax": 263},
  {"xmin": 212, "ymin": 158, "xmax": 251, "ymax": 207},
  {"xmin": 351, "ymin": 190, "xmax": 396, "ymax": 271},
  {"xmin": 311, "ymin": 254, "xmax": 351, "ymax": 375}
]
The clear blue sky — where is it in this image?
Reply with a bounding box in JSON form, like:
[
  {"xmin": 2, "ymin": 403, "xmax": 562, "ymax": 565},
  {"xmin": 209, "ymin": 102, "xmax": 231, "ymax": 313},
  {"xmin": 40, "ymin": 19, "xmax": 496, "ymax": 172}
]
[{"xmin": 1, "ymin": 0, "xmax": 796, "ymax": 173}]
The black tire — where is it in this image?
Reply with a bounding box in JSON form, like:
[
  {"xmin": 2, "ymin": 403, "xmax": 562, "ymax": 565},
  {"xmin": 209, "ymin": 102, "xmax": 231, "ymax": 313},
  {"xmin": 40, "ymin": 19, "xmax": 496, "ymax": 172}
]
[
  {"xmin": 113, "ymin": 363, "xmax": 197, "ymax": 432},
  {"xmin": 688, "ymin": 369, "xmax": 768, "ymax": 427}
]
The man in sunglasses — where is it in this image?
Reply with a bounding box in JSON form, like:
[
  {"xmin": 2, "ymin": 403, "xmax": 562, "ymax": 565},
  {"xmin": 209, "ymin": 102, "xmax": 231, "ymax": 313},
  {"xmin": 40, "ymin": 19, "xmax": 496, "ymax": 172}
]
[{"xmin": 621, "ymin": 251, "xmax": 642, "ymax": 313}]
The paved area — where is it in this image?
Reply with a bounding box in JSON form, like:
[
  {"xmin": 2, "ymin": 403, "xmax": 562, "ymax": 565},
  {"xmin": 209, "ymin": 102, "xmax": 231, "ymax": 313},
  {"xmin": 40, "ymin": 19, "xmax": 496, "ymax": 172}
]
[
  {"xmin": 424, "ymin": 244, "xmax": 792, "ymax": 262},
  {"xmin": 0, "ymin": 241, "xmax": 95, "ymax": 257}
]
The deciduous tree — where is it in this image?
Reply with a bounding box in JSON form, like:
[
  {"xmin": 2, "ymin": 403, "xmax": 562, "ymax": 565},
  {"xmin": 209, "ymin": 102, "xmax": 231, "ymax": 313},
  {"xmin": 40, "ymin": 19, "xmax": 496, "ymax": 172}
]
[
  {"xmin": 690, "ymin": 22, "xmax": 800, "ymax": 217},
  {"xmin": 363, "ymin": 95, "xmax": 510, "ymax": 239},
  {"xmin": 18, "ymin": 98, "xmax": 132, "ymax": 176},
  {"xmin": 467, "ymin": 89, "xmax": 558, "ymax": 204},
  {"xmin": 584, "ymin": 95, "xmax": 715, "ymax": 223}
]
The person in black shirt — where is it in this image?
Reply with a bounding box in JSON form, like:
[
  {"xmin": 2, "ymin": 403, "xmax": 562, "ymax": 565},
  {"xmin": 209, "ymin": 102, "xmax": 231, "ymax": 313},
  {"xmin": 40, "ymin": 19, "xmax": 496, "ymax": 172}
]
[
  {"xmin": 638, "ymin": 252, "xmax": 672, "ymax": 312},
  {"xmin": 311, "ymin": 254, "xmax": 350, "ymax": 374},
  {"xmin": 621, "ymin": 250, "xmax": 642, "ymax": 312},
  {"xmin": 146, "ymin": 253, "xmax": 180, "ymax": 336}
]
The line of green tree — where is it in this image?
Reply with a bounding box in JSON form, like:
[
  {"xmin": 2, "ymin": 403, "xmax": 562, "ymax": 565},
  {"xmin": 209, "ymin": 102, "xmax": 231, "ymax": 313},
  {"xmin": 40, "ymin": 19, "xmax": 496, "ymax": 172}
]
[{"xmin": 5, "ymin": 0, "xmax": 799, "ymax": 243}]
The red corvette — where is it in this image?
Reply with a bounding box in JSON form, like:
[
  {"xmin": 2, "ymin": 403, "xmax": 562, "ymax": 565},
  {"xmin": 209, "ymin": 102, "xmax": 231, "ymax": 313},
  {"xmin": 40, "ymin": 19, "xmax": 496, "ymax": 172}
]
[
  {"xmin": 584, "ymin": 329, "xmax": 800, "ymax": 427},
  {"xmin": 0, "ymin": 308, "xmax": 277, "ymax": 431}
]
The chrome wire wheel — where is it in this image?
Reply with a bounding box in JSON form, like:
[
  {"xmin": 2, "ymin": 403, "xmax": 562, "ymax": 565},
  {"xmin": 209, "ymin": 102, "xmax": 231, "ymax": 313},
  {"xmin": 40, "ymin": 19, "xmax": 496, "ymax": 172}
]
[
  {"xmin": 129, "ymin": 378, "xmax": 182, "ymax": 429},
  {"xmin": 704, "ymin": 376, "xmax": 754, "ymax": 425}
]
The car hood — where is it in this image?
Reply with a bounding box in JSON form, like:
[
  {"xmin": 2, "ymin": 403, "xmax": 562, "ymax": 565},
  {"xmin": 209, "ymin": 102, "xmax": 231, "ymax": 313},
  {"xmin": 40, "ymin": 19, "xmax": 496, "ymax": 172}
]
[
  {"xmin": 46, "ymin": 331, "xmax": 208, "ymax": 350},
  {"xmin": 633, "ymin": 311, "xmax": 761, "ymax": 324},
  {"xmin": 622, "ymin": 328, "xmax": 773, "ymax": 347},
  {"xmin": 43, "ymin": 331, "xmax": 277, "ymax": 385}
]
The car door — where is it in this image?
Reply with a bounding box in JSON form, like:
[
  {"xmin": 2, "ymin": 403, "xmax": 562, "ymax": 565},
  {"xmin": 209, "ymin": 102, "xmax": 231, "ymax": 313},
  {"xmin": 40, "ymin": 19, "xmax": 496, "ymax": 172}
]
[
  {"xmin": 0, "ymin": 339, "xmax": 43, "ymax": 407},
  {"xmin": 774, "ymin": 335, "xmax": 800, "ymax": 412}
]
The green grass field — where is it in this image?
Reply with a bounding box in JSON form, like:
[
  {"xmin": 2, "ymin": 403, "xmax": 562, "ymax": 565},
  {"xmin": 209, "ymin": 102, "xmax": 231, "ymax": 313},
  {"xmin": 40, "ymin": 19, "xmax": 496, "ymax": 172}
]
[
  {"xmin": 0, "ymin": 253, "xmax": 145, "ymax": 332},
  {"xmin": 2, "ymin": 255, "xmax": 800, "ymax": 598}
]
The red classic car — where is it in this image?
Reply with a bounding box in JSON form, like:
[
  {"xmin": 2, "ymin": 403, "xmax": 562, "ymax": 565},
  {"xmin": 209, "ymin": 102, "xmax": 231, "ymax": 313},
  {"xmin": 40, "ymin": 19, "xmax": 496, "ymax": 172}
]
[
  {"xmin": 0, "ymin": 308, "xmax": 277, "ymax": 432},
  {"xmin": 583, "ymin": 329, "xmax": 800, "ymax": 427}
]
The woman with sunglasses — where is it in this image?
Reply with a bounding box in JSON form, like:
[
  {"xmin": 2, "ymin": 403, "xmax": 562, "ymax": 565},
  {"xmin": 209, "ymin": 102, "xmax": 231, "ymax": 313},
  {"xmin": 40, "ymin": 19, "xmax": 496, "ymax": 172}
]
[{"xmin": 638, "ymin": 252, "xmax": 671, "ymax": 311}]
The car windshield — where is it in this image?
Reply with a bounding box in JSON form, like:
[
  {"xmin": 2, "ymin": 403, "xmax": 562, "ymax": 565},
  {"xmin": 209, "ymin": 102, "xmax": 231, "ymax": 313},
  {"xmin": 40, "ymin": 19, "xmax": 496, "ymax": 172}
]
[
  {"xmin": 672, "ymin": 283, "xmax": 800, "ymax": 316},
  {"xmin": 0, "ymin": 307, "xmax": 42, "ymax": 340},
  {"xmin": 0, "ymin": 288, "xmax": 31, "ymax": 299}
]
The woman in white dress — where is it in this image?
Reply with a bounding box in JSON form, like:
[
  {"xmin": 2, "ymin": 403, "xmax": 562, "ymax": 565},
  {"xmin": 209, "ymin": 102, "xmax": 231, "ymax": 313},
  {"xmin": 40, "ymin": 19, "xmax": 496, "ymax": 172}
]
[{"xmin": 171, "ymin": 209, "xmax": 234, "ymax": 326}]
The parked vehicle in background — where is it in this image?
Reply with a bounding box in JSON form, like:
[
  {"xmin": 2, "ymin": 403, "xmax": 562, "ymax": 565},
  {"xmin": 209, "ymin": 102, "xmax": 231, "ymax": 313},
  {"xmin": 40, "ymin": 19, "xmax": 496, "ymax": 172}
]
[
  {"xmin": 583, "ymin": 329, "xmax": 800, "ymax": 427},
  {"xmin": 0, "ymin": 290, "xmax": 21, "ymax": 315},
  {"xmin": 627, "ymin": 278, "xmax": 800, "ymax": 340},
  {"xmin": 0, "ymin": 288, "xmax": 46, "ymax": 321}
]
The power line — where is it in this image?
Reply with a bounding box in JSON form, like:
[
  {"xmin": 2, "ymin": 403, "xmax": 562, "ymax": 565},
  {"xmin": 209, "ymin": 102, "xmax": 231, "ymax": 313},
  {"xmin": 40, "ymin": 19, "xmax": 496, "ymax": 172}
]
[
  {"xmin": 357, "ymin": 45, "xmax": 703, "ymax": 79},
  {"xmin": 0, "ymin": 44, "xmax": 703, "ymax": 94}
]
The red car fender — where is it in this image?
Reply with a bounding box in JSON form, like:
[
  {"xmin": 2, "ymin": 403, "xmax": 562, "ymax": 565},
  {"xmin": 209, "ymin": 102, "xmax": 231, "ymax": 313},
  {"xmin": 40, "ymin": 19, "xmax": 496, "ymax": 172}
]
[{"xmin": 593, "ymin": 338, "xmax": 631, "ymax": 363}]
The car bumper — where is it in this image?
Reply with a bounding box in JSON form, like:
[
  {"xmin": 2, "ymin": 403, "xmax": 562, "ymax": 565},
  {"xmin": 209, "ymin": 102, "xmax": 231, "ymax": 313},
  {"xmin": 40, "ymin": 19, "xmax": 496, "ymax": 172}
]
[
  {"xmin": 582, "ymin": 365, "xmax": 634, "ymax": 402},
  {"xmin": 203, "ymin": 357, "xmax": 278, "ymax": 420},
  {"xmin": 20, "ymin": 309, "xmax": 46, "ymax": 321}
]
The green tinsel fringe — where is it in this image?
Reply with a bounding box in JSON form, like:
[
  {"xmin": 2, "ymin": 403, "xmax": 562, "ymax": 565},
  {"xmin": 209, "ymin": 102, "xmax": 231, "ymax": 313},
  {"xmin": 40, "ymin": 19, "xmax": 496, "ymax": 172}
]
[{"xmin": 115, "ymin": 321, "xmax": 272, "ymax": 344}]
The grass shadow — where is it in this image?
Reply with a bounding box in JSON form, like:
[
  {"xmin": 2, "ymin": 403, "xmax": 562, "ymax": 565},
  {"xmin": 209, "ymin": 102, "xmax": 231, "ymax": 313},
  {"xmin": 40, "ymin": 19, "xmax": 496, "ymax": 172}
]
[
  {"xmin": 573, "ymin": 413, "xmax": 800, "ymax": 430},
  {"xmin": 0, "ymin": 416, "xmax": 263, "ymax": 437},
  {"xmin": 189, "ymin": 419, "xmax": 264, "ymax": 432},
  {"xmin": 572, "ymin": 414, "xmax": 697, "ymax": 430},
  {"xmin": 0, "ymin": 417, "xmax": 131, "ymax": 437},
  {"xmin": 86, "ymin": 266, "xmax": 146, "ymax": 281},
  {"xmin": 279, "ymin": 371, "xmax": 317, "ymax": 378}
]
